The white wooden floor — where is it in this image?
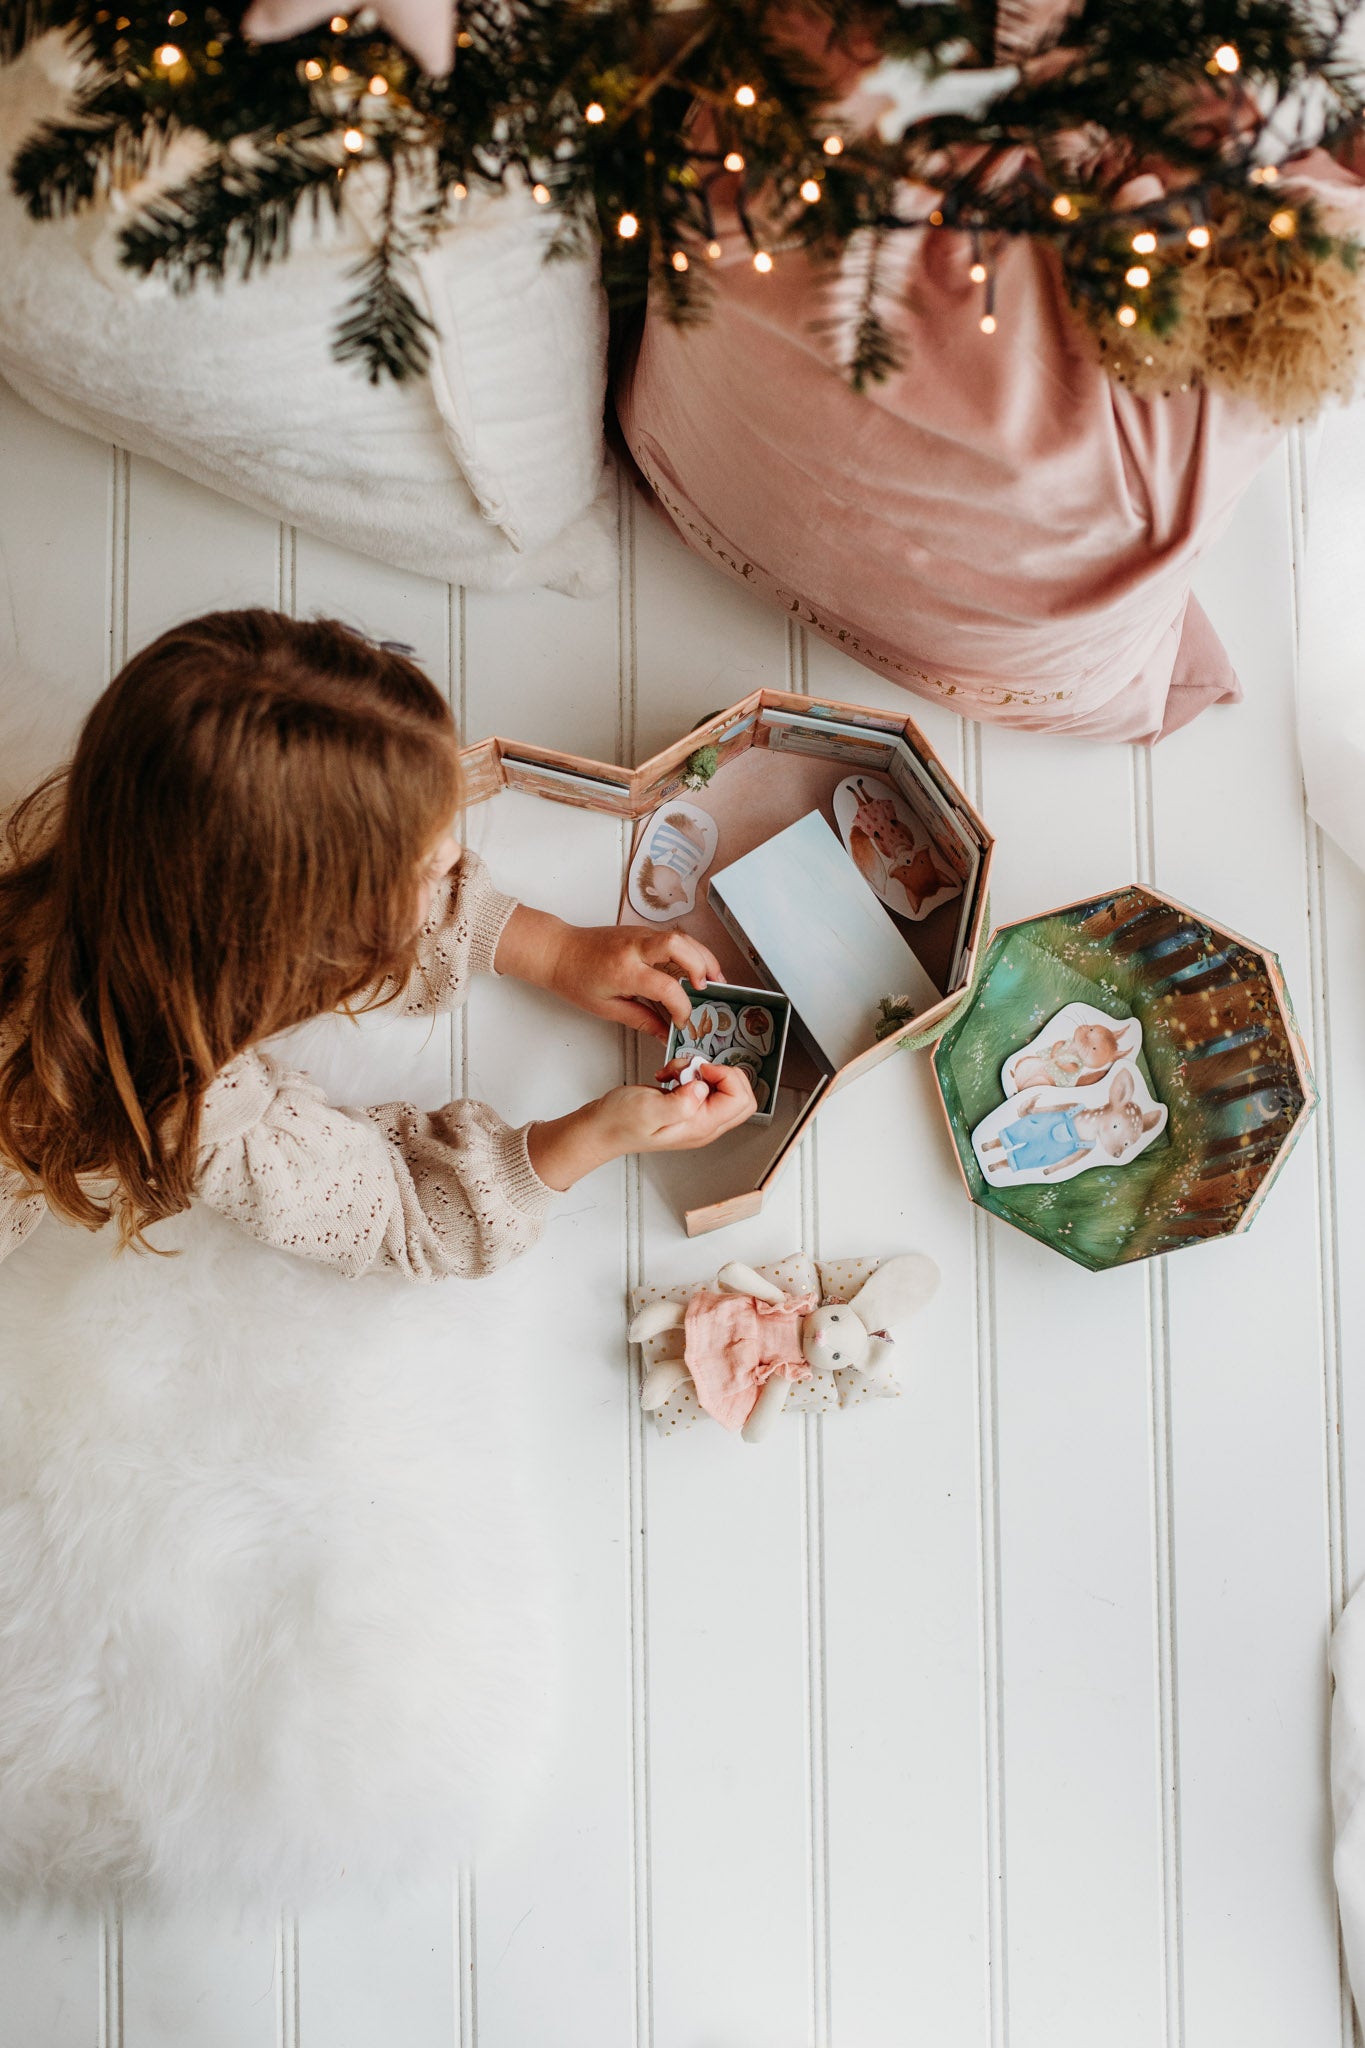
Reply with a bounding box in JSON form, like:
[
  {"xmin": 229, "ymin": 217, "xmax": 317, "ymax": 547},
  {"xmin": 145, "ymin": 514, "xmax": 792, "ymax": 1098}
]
[{"xmin": 1, "ymin": 375, "xmax": 1362, "ymax": 2048}]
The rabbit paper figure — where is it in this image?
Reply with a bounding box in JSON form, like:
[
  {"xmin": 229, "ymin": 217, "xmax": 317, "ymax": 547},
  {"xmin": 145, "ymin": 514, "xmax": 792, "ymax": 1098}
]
[
  {"xmin": 628, "ymin": 1252, "xmax": 939, "ymax": 1444},
  {"xmin": 1004, "ymin": 1012, "xmax": 1142, "ymax": 1094},
  {"xmin": 976, "ymin": 1066, "xmax": 1166, "ymax": 1185}
]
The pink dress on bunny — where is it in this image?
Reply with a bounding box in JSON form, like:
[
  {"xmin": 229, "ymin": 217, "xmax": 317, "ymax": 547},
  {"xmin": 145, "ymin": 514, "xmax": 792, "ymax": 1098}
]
[{"xmin": 683, "ymin": 1287, "xmax": 818, "ymax": 1432}]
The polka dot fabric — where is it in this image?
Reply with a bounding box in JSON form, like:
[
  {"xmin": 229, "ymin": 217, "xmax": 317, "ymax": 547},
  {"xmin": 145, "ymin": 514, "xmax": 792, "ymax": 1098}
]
[{"xmin": 628, "ymin": 1252, "xmax": 900, "ymax": 1438}]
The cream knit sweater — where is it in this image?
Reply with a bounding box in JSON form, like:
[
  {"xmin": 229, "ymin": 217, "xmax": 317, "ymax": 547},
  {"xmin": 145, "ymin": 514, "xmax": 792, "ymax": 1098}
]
[{"xmin": 0, "ymin": 853, "xmax": 559, "ymax": 1280}]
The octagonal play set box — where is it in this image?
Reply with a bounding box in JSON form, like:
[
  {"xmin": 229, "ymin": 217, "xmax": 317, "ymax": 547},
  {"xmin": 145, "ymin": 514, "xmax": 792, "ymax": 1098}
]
[{"xmin": 459, "ymin": 693, "xmax": 1314, "ymax": 1268}]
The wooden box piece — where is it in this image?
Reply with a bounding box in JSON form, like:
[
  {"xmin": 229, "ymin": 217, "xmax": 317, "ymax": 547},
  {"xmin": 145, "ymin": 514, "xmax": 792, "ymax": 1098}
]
[
  {"xmin": 931, "ymin": 887, "xmax": 1318, "ymax": 1272},
  {"xmin": 458, "ymin": 690, "xmax": 995, "ymax": 1234}
]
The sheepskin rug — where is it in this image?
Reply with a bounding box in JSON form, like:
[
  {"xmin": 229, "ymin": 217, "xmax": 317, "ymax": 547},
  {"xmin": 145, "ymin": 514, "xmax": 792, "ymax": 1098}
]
[{"xmin": 0, "ymin": 1199, "xmax": 554, "ymax": 1911}]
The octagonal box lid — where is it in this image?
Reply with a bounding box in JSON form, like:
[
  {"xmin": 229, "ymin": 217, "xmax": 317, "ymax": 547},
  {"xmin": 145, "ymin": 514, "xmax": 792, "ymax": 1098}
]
[
  {"xmin": 459, "ymin": 689, "xmax": 995, "ymax": 1234},
  {"xmin": 932, "ymin": 886, "xmax": 1317, "ymax": 1272}
]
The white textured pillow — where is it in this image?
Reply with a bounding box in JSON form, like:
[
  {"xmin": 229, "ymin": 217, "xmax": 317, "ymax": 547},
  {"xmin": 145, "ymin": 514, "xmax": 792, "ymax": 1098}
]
[{"xmin": 0, "ymin": 36, "xmax": 613, "ymax": 596}]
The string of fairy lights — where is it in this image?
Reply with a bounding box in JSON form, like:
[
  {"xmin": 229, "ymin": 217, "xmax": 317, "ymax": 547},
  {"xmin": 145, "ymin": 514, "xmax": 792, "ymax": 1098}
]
[{"xmin": 7, "ymin": 2, "xmax": 1363, "ymax": 399}]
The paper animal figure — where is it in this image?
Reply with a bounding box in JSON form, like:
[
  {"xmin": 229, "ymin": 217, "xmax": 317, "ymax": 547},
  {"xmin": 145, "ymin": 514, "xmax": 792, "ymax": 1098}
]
[
  {"xmin": 832, "ymin": 775, "xmax": 958, "ymax": 920},
  {"xmin": 1003, "ymin": 1004, "xmax": 1142, "ymax": 1094},
  {"xmin": 627, "ymin": 800, "xmax": 718, "ymax": 920},
  {"xmin": 974, "ymin": 1067, "xmax": 1167, "ymax": 1188},
  {"xmin": 627, "ymin": 1252, "xmax": 939, "ymax": 1443}
]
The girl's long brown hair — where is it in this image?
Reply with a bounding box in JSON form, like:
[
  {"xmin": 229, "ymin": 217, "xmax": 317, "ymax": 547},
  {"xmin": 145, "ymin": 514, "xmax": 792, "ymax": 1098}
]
[{"xmin": 0, "ymin": 609, "xmax": 461, "ymax": 1246}]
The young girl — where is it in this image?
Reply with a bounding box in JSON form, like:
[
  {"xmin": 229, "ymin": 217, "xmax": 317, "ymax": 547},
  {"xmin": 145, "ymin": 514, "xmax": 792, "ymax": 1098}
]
[{"xmin": 0, "ymin": 610, "xmax": 754, "ymax": 1280}]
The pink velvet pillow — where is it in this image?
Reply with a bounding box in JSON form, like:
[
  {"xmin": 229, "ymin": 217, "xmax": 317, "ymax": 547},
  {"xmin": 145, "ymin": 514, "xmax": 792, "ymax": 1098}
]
[{"xmin": 616, "ymin": 223, "xmax": 1281, "ymax": 743}]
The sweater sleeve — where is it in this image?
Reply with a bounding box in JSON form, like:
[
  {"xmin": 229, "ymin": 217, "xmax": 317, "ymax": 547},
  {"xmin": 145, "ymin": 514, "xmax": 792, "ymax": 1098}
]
[
  {"xmin": 196, "ymin": 1051, "xmax": 557, "ymax": 1280},
  {"xmin": 382, "ymin": 850, "xmax": 520, "ymax": 1018}
]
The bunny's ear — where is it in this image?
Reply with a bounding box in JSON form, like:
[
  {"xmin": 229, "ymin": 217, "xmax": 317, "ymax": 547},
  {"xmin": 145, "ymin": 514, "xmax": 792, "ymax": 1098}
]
[
  {"xmin": 846, "ymin": 1253, "xmax": 940, "ymax": 1332},
  {"xmin": 1116, "ymin": 1020, "xmax": 1142, "ymax": 1055}
]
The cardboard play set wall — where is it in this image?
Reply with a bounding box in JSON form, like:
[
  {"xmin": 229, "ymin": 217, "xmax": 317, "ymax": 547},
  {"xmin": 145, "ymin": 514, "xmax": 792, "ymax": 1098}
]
[{"xmin": 458, "ymin": 689, "xmax": 996, "ymax": 1234}]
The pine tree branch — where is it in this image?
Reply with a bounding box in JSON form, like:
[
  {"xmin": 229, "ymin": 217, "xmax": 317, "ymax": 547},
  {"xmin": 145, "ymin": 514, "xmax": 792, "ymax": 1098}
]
[{"xmin": 115, "ymin": 129, "xmax": 345, "ymax": 285}]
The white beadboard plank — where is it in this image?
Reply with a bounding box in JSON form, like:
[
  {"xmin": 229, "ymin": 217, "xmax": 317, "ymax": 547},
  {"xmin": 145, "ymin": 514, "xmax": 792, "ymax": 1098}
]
[
  {"xmin": 1325, "ymin": 831, "xmax": 1365, "ymax": 1589},
  {"xmin": 630, "ymin": 535, "xmax": 812, "ymax": 2048},
  {"xmin": 809, "ymin": 1040, "xmax": 994, "ymax": 2045},
  {"xmin": 123, "ymin": 455, "xmax": 281, "ymax": 654},
  {"xmin": 630, "ymin": 498, "xmax": 791, "ymax": 763},
  {"xmin": 296, "ymin": 1889, "xmax": 456, "ymax": 2048},
  {"xmin": 0, "ymin": 380, "xmax": 113, "ymax": 781},
  {"xmin": 291, "ymin": 529, "xmax": 452, "ymax": 685},
  {"xmin": 0, "ymin": 1907, "xmax": 99, "ymax": 2048},
  {"xmin": 1154, "ymin": 456, "xmax": 1341, "ymax": 2047},
  {"xmin": 975, "ymin": 724, "xmax": 1168, "ymax": 2048},
  {"xmin": 120, "ymin": 1912, "xmax": 278, "ymax": 2048},
  {"xmin": 458, "ymin": 760, "xmax": 637, "ymax": 2038},
  {"xmin": 789, "ymin": 654, "xmax": 993, "ymax": 2044},
  {"xmin": 463, "ymin": 479, "xmax": 621, "ymax": 761}
]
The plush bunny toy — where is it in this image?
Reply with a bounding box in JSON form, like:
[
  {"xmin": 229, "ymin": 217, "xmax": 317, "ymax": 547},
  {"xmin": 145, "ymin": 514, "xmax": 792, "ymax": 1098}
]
[{"xmin": 628, "ymin": 1253, "xmax": 939, "ymax": 1444}]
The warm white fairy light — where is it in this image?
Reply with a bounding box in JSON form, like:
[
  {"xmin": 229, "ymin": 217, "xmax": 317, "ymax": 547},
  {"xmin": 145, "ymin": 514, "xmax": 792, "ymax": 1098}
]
[
  {"xmin": 618, "ymin": 212, "xmax": 639, "ymax": 238},
  {"xmin": 822, "ymin": 135, "xmax": 843, "ymax": 156},
  {"xmin": 303, "ymin": 57, "xmax": 323, "ymax": 79},
  {"xmin": 1132, "ymin": 229, "xmax": 1157, "ymax": 254},
  {"xmin": 585, "ymin": 102, "xmax": 605, "ymax": 123},
  {"xmin": 734, "ymin": 85, "xmax": 757, "ymax": 107},
  {"xmin": 1213, "ymin": 43, "xmax": 1240, "ymax": 72},
  {"xmin": 979, "ymin": 313, "xmax": 997, "ymax": 333},
  {"xmin": 672, "ymin": 250, "xmax": 689, "ymax": 271},
  {"xmin": 970, "ymin": 260, "xmax": 987, "ymax": 282},
  {"xmin": 452, "ymin": 182, "xmax": 467, "ymax": 198},
  {"xmin": 330, "ymin": 14, "xmax": 348, "ymax": 30},
  {"xmin": 1051, "ymin": 194, "xmax": 1074, "ymax": 217},
  {"xmin": 724, "ymin": 151, "xmax": 744, "ymax": 172},
  {"xmin": 532, "ymin": 183, "xmax": 550, "ymax": 203},
  {"xmin": 167, "ymin": 8, "xmax": 186, "ymax": 21},
  {"xmin": 368, "ymin": 74, "xmax": 389, "ymax": 94},
  {"xmin": 1117, "ymin": 303, "xmax": 1138, "ymax": 326},
  {"xmin": 1125, "ymin": 264, "xmax": 1150, "ymax": 287},
  {"xmin": 155, "ymin": 42, "xmax": 182, "ymax": 66},
  {"xmin": 1187, "ymin": 224, "xmax": 1211, "ymax": 248},
  {"xmin": 800, "ymin": 178, "xmax": 821, "ymax": 203},
  {"xmin": 707, "ymin": 239, "xmax": 722, "ymax": 259},
  {"xmin": 342, "ymin": 127, "xmax": 365, "ymax": 152},
  {"xmin": 1269, "ymin": 208, "xmax": 1296, "ymax": 237},
  {"xmin": 330, "ymin": 63, "xmax": 348, "ymax": 80},
  {"xmin": 753, "ymin": 250, "xmax": 773, "ymax": 272}
]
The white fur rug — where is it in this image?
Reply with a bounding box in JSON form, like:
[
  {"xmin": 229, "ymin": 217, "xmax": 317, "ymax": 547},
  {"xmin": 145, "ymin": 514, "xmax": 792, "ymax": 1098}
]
[{"xmin": 0, "ymin": 1200, "xmax": 554, "ymax": 1911}]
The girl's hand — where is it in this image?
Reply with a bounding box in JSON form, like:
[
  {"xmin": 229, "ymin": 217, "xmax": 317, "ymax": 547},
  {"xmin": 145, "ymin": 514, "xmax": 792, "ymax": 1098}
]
[
  {"xmin": 528, "ymin": 1064, "xmax": 756, "ymax": 1191},
  {"xmin": 496, "ymin": 906, "xmax": 722, "ymax": 1041}
]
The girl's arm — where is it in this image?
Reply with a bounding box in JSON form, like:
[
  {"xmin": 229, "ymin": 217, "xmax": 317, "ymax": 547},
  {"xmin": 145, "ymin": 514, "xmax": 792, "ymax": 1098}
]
[
  {"xmin": 196, "ymin": 1051, "xmax": 551, "ymax": 1280},
  {"xmin": 195, "ymin": 1051, "xmax": 755, "ymax": 1281},
  {"xmin": 494, "ymin": 907, "xmax": 721, "ymax": 1043},
  {"xmin": 393, "ymin": 853, "xmax": 720, "ymax": 1043},
  {"xmin": 383, "ymin": 851, "xmax": 520, "ymax": 1017}
]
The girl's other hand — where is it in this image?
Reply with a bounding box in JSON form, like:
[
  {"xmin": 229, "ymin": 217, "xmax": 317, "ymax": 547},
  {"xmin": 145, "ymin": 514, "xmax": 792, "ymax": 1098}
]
[
  {"xmin": 496, "ymin": 908, "xmax": 722, "ymax": 1041},
  {"xmin": 528, "ymin": 1064, "xmax": 756, "ymax": 1192}
]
